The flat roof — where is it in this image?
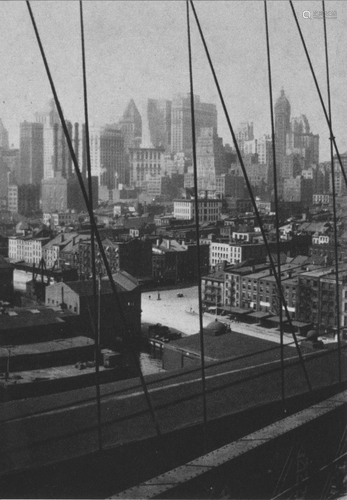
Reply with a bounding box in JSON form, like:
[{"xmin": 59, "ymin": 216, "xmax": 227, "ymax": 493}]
[
  {"xmin": 248, "ymin": 311, "xmax": 272, "ymax": 319},
  {"xmin": 222, "ymin": 306, "xmax": 253, "ymax": 315},
  {"xmin": 292, "ymin": 321, "xmax": 312, "ymax": 328},
  {"xmin": 168, "ymin": 330, "xmax": 310, "ymax": 364},
  {"xmin": 266, "ymin": 316, "xmax": 289, "ymax": 324},
  {"xmin": 0, "ymin": 307, "xmax": 71, "ymax": 331}
]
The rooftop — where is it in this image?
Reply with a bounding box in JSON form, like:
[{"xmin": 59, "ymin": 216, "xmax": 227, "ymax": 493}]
[{"xmin": 0, "ymin": 307, "xmax": 71, "ymax": 331}]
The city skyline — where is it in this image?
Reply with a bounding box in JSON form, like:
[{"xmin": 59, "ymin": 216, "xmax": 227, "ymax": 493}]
[{"xmin": 0, "ymin": 1, "xmax": 346, "ymax": 160}]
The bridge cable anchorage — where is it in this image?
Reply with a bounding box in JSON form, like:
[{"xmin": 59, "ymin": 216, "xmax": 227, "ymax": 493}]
[
  {"xmin": 189, "ymin": 0, "xmax": 312, "ymax": 392},
  {"xmin": 264, "ymin": 1, "xmax": 286, "ymax": 412},
  {"xmin": 79, "ymin": 0, "xmax": 102, "ymax": 452},
  {"xmin": 186, "ymin": 0, "xmax": 208, "ymax": 454},
  {"xmin": 322, "ymin": 0, "xmax": 341, "ymax": 383},
  {"xmin": 289, "ymin": 1, "xmax": 347, "ymax": 191},
  {"xmin": 26, "ymin": 0, "xmax": 165, "ymax": 453}
]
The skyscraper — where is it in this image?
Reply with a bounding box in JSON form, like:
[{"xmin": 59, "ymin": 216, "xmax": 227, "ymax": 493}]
[
  {"xmin": 35, "ymin": 99, "xmax": 73, "ymax": 180},
  {"xmin": 0, "ymin": 119, "xmax": 9, "ymax": 150},
  {"xmin": 274, "ymin": 88, "xmax": 291, "ymax": 176},
  {"xmin": 286, "ymin": 115, "xmax": 319, "ymax": 168},
  {"xmin": 195, "ymin": 127, "xmax": 227, "ymax": 190},
  {"xmin": 236, "ymin": 122, "xmax": 254, "ymax": 153},
  {"xmin": 19, "ymin": 121, "xmax": 44, "ymax": 185},
  {"xmin": 90, "ymin": 125, "xmax": 126, "ymax": 189},
  {"xmin": 170, "ymin": 94, "xmax": 217, "ymax": 157},
  {"xmin": 118, "ymin": 99, "xmax": 142, "ymax": 152},
  {"xmin": 147, "ymin": 98, "xmax": 172, "ymax": 150}
]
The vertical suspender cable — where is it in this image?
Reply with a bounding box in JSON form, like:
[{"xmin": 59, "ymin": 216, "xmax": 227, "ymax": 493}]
[
  {"xmin": 79, "ymin": 0, "xmax": 103, "ymax": 450},
  {"xmin": 26, "ymin": 0, "xmax": 163, "ymax": 446},
  {"xmin": 322, "ymin": 0, "xmax": 341, "ymax": 383},
  {"xmin": 189, "ymin": 0, "xmax": 312, "ymax": 392},
  {"xmin": 264, "ymin": 1, "xmax": 286, "ymax": 410},
  {"xmin": 186, "ymin": 0, "xmax": 208, "ymax": 453}
]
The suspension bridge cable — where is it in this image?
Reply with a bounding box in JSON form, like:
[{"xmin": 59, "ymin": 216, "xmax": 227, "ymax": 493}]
[
  {"xmin": 264, "ymin": 1, "xmax": 286, "ymax": 410},
  {"xmin": 189, "ymin": 0, "xmax": 312, "ymax": 392},
  {"xmin": 289, "ymin": 1, "xmax": 347, "ymax": 190},
  {"xmin": 79, "ymin": 0, "xmax": 103, "ymax": 451},
  {"xmin": 26, "ymin": 0, "xmax": 163, "ymax": 445},
  {"xmin": 322, "ymin": 0, "xmax": 342, "ymax": 384},
  {"xmin": 186, "ymin": 0, "xmax": 208, "ymax": 453}
]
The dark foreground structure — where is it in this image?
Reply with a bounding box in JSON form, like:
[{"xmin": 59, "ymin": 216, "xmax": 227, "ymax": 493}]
[{"xmin": 0, "ymin": 336, "xmax": 346, "ymax": 498}]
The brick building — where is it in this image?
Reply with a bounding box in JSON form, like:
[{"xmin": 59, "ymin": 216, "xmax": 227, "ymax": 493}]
[
  {"xmin": 152, "ymin": 238, "xmax": 209, "ymax": 284},
  {"xmin": 78, "ymin": 237, "xmax": 152, "ymax": 281},
  {"xmin": 45, "ymin": 271, "xmax": 141, "ymax": 349}
]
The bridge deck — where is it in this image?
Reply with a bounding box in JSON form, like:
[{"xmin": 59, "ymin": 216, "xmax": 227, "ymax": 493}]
[{"xmin": 111, "ymin": 390, "xmax": 347, "ymax": 499}]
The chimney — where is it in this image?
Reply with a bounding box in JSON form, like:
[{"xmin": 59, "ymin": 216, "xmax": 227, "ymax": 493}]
[
  {"xmin": 166, "ymin": 239, "xmax": 170, "ymax": 249},
  {"xmin": 61, "ymin": 233, "xmax": 64, "ymax": 242}
]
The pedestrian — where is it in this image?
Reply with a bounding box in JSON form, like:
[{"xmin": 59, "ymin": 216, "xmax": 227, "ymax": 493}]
[{"xmin": 149, "ymin": 295, "xmax": 151, "ymax": 300}]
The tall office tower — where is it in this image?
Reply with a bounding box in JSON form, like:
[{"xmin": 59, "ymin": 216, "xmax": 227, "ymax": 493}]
[
  {"xmin": 53, "ymin": 121, "xmax": 73, "ymax": 178},
  {"xmin": 0, "ymin": 119, "xmax": 9, "ymax": 150},
  {"xmin": 256, "ymin": 135, "xmax": 272, "ymax": 165},
  {"xmin": 41, "ymin": 174, "xmax": 68, "ymax": 213},
  {"xmin": 147, "ymin": 98, "xmax": 172, "ymax": 150},
  {"xmin": 274, "ymin": 88, "xmax": 291, "ymax": 176},
  {"xmin": 129, "ymin": 147, "xmax": 165, "ymax": 188},
  {"xmin": 118, "ymin": 99, "xmax": 142, "ymax": 152},
  {"xmin": 2, "ymin": 148, "xmax": 20, "ymax": 183},
  {"xmin": 196, "ymin": 128, "xmax": 227, "ymax": 190},
  {"xmin": 235, "ymin": 122, "xmax": 254, "ymax": 153},
  {"xmin": 89, "ymin": 125, "xmax": 126, "ymax": 190},
  {"xmin": 19, "ymin": 121, "xmax": 44, "ymax": 185},
  {"xmin": 35, "ymin": 99, "xmax": 73, "ymax": 179},
  {"xmin": 170, "ymin": 93, "xmax": 217, "ymax": 157},
  {"xmin": 286, "ymin": 115, "xmax": 319, "ymax": 168},
  {"xmin": 331, "ymin": 152, "xmax": 347, "ymax": 196}
]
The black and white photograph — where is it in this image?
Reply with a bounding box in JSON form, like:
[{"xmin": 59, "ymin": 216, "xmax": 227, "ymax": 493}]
[{"xmin": 0, "ymin": 1, "xmax": 346, "ymax": 498}]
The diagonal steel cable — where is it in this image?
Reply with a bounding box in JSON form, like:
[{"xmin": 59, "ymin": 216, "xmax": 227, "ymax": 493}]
[
  {"xmin": 26, "ymin": 0, "xmax": 163, "ymax": 444},
  {"xmin": 289, "ymin": 1, "xmax": 347, "ymax": 190},
  {"xmin": 79, "ymin": 0, "xmax": 102, "ymax": 451},
  {"xmin": 186, "ymin": 0, "xmax": 208, "ymax": 453},
  {"xmin": 264, "ymin": 1, "xmax": 286, "ymax": 410},
  {"xmin": 322, "ymin": 0, "xmax": 341, "ymax": 383},
  {"xmin": 189, "ymin": 0, "xmax": 312, "ymax": 392}
]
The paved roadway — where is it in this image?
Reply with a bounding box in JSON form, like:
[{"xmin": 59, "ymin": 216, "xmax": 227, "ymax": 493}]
[{"xmin": 0, "ymin": 343, "xmax": 344, "ymax": 477}]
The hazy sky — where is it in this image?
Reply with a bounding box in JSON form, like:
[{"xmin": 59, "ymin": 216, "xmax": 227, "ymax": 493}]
[{"xmin": 0, "ymin": 1, "xmax": 346, "ymax": 161}]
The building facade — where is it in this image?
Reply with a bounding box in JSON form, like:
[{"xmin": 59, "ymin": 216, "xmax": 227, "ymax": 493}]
[
  {"xmin": 147, "ymin": 98, "xmax": 171, "ymax": 151},
  {"xmin": 171, "ymin": 94, "xmax": 217, "ymax": 156},
  {"xmin": 19, "ymin": 121, "xmax": 44, "ymax": 185},
  {"xmin": 173, "ymin": 198, "xmax": 222, "ymax": 223}
]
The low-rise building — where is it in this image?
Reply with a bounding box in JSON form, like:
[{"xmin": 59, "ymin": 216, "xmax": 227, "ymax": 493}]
[
  {"xmin": 0, "ymin": 256, "xmax": 14, "ymax": 302},
  {"xmin": 152, "ymin": 238, "xmax": 209, "ymax": 284},
  {"xmin": 45, "ymin": 270, "xmax": 141, "ymax": 349},
  {"xmin": 8, "ymin": 235, "xmax": 50, "ymax": 264},
  {"xmin": 173, "ymin": 197, "xmax": 222, "ymax": 223},
  {"xmin": 313, "ymin": 194, "xmax": 331, "ymax": 205},
  {"xmin": 78, "ymin": 237, "xmax": 152, "ymax": 281},
  {"xmin": 201, "ymin": 263, "xmax": 225, "ymax": 310},
  {"xmin": 43, "ymin": 211, "xmax": 80, "ymax": 228},
  {"xmin": 210, "ymin": 241, "xmax": 267, "ymax": 267}
]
